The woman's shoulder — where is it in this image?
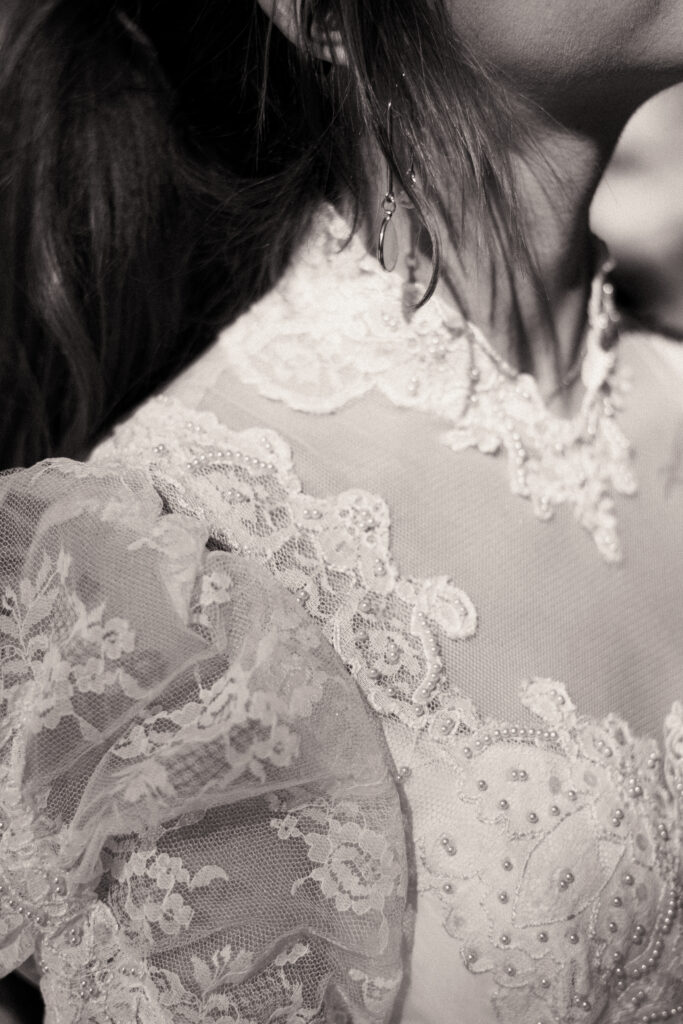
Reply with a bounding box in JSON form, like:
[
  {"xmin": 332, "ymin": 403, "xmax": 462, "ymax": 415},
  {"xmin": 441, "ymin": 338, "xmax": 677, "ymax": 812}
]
[{"xmin": 0, "ymin": 458, "xmax": 406, "ymax": 1023}]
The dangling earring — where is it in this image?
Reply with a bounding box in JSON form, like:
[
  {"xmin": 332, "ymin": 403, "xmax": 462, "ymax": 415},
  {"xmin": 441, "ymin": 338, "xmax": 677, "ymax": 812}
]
[
  {"xmin": 377, "ymin": 98, "xmax": 422, "ymax": 312},
  {"xmin": 401, "ymin": 157, "xmax": 423, "ymax": 318},
  {"xmin": 377, "ymin": 100, "xmax": 399, "ymax": 272}
]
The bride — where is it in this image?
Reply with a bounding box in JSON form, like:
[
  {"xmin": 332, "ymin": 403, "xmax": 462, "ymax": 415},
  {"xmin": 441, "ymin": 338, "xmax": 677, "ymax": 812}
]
[{"xmin": 1, "ymin": 1, "xmax": 683, "ymax": 1021}]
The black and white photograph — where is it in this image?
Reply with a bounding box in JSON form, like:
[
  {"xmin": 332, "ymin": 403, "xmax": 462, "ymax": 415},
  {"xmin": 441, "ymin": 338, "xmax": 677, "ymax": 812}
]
[{"xmin": 1, "ymin": 3, "xmax": 683, "ymax": 1022}]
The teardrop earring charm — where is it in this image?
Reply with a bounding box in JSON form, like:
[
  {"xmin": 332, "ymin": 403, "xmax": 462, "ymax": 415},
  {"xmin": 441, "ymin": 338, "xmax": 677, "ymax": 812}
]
[{"xmin": 402, "ymin": 212, "xmax": 422, "ymax": 319}]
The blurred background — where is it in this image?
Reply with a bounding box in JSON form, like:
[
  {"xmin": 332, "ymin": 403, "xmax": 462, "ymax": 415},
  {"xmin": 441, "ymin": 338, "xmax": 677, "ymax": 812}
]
[{"xmin": 592, "ymin": 82, "xmax": 683, "ymax": 336}]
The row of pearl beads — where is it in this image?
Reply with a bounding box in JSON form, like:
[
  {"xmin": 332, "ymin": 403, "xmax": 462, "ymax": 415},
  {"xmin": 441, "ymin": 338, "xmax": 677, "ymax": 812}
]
[
  {"xmin": 609, "ymin": 886, "xmax": 681, "ymax": 993},
  {"xmin": 464, "ymin": 729, "xmax": 561, "ymax": 753},
  {"xmin": 640, "ymin": 1007, "xmax": 683, "ymax": 1023},
  {"xmin": 171, "ymin": 413, "xmax": 281, "ymax": 473},
  {"xmin": 184, "ymin": 447, "xmax": 276, "ymax": 474},
  {"xmin": 459, "ymin": 725, "xmax": 561, "ymax": 754},
  {"xmin": 457, "ymin": 770, "xmax": 585, "ymax": 831},
  {"xmin": 602, "ymin": 881, "xmax": 679, "ymax": 981},
  {"xmin": 413, "ymin": 664, "xmax": 443, "ymax": 704}
]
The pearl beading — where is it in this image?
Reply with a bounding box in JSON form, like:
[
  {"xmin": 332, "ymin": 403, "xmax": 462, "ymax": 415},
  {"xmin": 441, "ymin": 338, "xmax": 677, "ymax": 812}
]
[{"xmin": 411, "ymin": 701, "xmax": 682, "ymax": 1024}]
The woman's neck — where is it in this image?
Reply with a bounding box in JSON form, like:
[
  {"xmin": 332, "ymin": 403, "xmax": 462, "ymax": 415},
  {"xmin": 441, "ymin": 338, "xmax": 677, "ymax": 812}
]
[
  {"xmin": 361, "ymin": 110, "xmax": 626, "ymax": 409},
  {"xmin": 442, "ymin": 124, "xmax": 615, "ymax": 404}
]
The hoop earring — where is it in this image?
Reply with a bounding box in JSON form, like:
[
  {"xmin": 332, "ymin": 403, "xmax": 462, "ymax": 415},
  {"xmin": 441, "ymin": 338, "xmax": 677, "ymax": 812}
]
[{"xmin": 377, "ymin": 101, "xmax": 399, "ymax": 272}]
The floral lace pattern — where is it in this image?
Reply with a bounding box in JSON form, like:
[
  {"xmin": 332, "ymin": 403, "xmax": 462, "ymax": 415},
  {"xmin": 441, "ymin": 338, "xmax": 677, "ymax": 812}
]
[
  {"xmin": 93, "ymin": 394, "xmax": 683, "ymax": 1023},
  {"xmin": 220, "ymin": 205, "xmax": 636, "ymax": 561},
  {"xmin": 94, "ymin": 398, "xmax": 480, "ymax": 736},
  {"xmin": 271, "ymin": 799, "xmax": 404, "ymax": 951},
  {"xmin": 0, "ymin": 461, "xmax": 406, "ymax": 1023}
]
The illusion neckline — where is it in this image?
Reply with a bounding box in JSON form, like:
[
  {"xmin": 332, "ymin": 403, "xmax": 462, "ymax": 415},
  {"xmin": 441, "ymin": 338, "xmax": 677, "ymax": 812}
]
[{"xmin": 213, "ymin": 201, "xmax": 637, "ymax": 561}]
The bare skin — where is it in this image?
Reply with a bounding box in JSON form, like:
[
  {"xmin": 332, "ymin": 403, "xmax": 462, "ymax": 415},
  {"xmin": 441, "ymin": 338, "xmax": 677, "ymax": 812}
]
[
  {"xmin": 592, "ymin": 85, "xmax": 683, "ymax": 335},
  {"xmin": 436, "ymin": 0, "xmax": 683, "ymax": 403},
  {"xmin": 257, "ymin": 0, "xmax": 683, "ymax": 406}
]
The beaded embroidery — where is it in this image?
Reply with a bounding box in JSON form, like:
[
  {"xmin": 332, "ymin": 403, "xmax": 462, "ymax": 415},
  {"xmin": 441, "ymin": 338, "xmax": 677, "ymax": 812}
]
[
  {"xmin": 219, "ymin": 205, "xmax": 636, "ymax": 562},
  {"xmin": 92, "ymin": 395, "xmax": 683, "ymax": 1024}
]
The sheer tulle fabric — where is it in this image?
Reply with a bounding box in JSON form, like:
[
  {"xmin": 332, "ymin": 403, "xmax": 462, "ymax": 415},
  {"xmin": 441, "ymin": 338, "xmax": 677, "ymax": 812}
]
[{"xmin": 0, "ymin": 460, "xmax": 407, "ymax": 1023}]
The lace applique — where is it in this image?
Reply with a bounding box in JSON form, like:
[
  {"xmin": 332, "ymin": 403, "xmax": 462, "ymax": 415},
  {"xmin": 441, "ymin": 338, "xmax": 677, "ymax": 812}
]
[
  {"xmin": 93, "ymin": 397, "xmax": 481, "ymax": 737},
  {"xmin": 220, "ymin": 205, "xmax": 636, "ymax": 561},
  {"xmin": 93, "ymin": 396, "xmax": 683, "ymax": 1023},
  {"xmin": 414, "ymin": 678, "xmax": 682, "ymax": 1024}
]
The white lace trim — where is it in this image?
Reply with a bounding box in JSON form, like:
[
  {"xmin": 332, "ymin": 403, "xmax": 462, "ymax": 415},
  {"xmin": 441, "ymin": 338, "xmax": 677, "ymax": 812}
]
[
  {"xmin": 93, "ymin": 397, "xmax": 481, "ymax": 737},
  {"xmin": 219, "ymin": 205, "xmax": 637, "ymax": 561}
]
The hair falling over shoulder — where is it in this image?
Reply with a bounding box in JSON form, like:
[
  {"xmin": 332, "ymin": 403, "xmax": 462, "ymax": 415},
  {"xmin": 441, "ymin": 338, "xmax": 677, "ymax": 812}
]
[{"xmin": 0, "ymin": 0, "xmax": 526, "ymax": 468}]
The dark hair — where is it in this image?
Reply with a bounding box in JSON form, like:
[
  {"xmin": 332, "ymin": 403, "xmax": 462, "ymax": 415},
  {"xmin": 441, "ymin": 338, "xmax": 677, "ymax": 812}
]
[{"xmin": 0, "ymin": 0, "xmax": 526, "ymax": 468}]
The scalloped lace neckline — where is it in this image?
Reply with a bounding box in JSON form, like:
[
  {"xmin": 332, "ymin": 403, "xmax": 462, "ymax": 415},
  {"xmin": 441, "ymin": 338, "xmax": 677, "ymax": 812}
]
[
  {"xmin": 92, "ymin": 393, "xmax": 680, "ymax": 761},
  {"xmin": 220, "ymin": 204, "xmax": 637, "ymax": 561}
]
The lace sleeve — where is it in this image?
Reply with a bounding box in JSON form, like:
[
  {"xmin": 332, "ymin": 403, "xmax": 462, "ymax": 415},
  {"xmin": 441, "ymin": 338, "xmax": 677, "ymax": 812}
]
[{"xmin": 0, "ymin": 459, "xmax": 407, "ymax": 1024}]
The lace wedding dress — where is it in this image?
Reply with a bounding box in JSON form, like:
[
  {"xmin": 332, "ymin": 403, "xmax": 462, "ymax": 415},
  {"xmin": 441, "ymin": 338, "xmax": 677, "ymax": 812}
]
[{"xmin": 1, "ymin": 205, "xmax": 682, "ymax": 1023}]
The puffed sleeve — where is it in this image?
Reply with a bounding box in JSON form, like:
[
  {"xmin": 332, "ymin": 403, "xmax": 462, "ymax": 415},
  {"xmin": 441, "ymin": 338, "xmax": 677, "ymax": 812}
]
[{"xmin": 0, "ymin": 459, "xmax": 407, "ymax": 1024}]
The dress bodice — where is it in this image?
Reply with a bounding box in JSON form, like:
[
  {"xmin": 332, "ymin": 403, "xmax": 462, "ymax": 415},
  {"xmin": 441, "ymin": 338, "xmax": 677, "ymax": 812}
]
[{"xmin": 86, "ymin": 206, "xmax": 683, "ymax": 1023}]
